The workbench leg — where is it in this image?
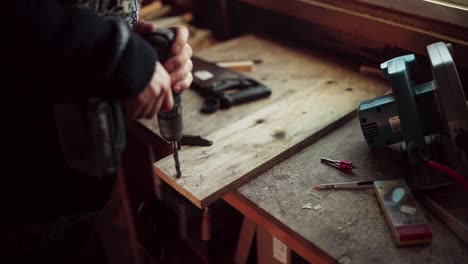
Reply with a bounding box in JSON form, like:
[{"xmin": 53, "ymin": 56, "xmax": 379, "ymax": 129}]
[
  {"xmin": 148, "ymin": 145, "xmax": 163, "ymax": 200},
  {"xmin": 201, "ymin": 207, "xmax": 212, "ymax": 242},
  {"xmin": 257, "ymin": 226, "xmax": 291, "ymax": 264},
  {"xmin": 234, "ymin": 217, "xmax": 256, "ymax": 264}
]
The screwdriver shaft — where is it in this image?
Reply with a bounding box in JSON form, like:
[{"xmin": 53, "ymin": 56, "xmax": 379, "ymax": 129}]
[{"xmin": 321, "ymin": 157, "xmax": 339, "ymax": 164}]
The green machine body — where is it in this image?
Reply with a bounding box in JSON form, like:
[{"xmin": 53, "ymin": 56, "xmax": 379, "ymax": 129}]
[{"xmin": 358, "ymin": 43, "xmax": 468, "ymax": 189}]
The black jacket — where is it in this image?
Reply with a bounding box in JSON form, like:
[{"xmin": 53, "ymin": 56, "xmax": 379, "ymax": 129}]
[{"xmin": 2, "ymin": 0, "xmax": 156, "ymax": 259}]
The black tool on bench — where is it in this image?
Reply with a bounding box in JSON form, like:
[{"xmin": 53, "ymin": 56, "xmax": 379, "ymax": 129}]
[
  {"xmin": 179, "ymin": 135, "xmax": 213, "ymax": 147},
  {"xmin": 190, "ymin": 57, "xmax": 272, "ymax": 113}
]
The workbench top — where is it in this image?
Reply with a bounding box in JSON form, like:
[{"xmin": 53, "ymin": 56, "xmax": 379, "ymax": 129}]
[
  {"xmin": 139, "ymin": 34, "xmax": 468, "ymax": 263},
  {"xmin": 145, "ymin": 34, "xmax": 388, "ymax": 208},
  {"xmin": 238, "ymin": 117, "xmax": 468, "ymax": 263}
]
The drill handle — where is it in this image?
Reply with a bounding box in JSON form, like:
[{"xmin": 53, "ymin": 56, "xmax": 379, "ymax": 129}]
[
  {"xmin": 143, "ymin": 28, "xmax": 176, "ymax": 63},
  {"xmin": 144, "ymin": 28, "xmax": 181, "ymax": 110}
]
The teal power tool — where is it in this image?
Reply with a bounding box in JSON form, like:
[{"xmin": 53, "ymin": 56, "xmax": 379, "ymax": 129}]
[
  {"xmin": 54, "ymin": 28, "xmax": 179, "ymax": 179},
  {"xmin": 358, "ymin": 42, "xmax": 468, "ymax": 189}
]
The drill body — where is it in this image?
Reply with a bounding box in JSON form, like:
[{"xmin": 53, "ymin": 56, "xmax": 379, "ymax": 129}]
[
  {"xmin": 157, "ymin": 92, "xmax": 183, "ymax": 178},
  {"xmin": 143, "ymin": 28, "xmax": 183, "ymax": 142},
  {"xmin": 144, "ymin": 29, "xmax": 184, "ymax": 178}
]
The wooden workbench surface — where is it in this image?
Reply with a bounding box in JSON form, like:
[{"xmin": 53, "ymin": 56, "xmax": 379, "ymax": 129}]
[
  {"xmin": 237, "ymin": 117, "xmax": 468, "ymax": 263},
  {"xmin": 146, "ymin": 35, "xmax": 388, "ymax": 208}
]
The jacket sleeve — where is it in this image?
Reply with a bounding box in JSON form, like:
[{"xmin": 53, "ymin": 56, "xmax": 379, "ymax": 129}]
[{"xmin": 5, "ymin": 0, "xmax": 157, "ymax": 101}]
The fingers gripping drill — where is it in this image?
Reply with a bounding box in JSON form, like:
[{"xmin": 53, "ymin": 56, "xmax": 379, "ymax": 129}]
[{"xmin": 144, "ymin": 29, "xmax": 183, "ymax": 178}]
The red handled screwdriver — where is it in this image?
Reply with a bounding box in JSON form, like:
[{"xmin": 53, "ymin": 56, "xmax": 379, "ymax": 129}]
[{"xmin": 321, "ymin": 157, "xmax": 356, "ymax": 171}]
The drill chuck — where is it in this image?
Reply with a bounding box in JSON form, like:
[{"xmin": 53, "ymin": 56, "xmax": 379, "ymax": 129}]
[{"xmin": 157, "ymin": 93, "xmax": 183, "ymax": 142}]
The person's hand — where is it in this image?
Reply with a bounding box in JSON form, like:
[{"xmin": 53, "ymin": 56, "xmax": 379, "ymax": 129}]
[
  {"xmin": 164, "ymin": 26, "xmax": 193, "ymax": 93},
  {"xmin": 126, "ymin": 62, "xmax": 173, "ymax": 119},
  {"xmin": 134, "ymin": 21, "xmax": 193, "ymax": 93},
  {"xmin": 163, "ymin": 26, "xmax": 193, "ymax": 93}
]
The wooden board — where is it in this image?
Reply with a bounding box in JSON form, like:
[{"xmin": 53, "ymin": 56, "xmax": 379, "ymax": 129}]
[{"xmin": 152, "ymin": 35, "xmax": 388, "ymax": 208}]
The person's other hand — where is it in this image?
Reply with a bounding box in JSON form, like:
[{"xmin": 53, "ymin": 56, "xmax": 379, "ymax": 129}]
[
  {"xmin": 126, "ymin": 62, "xmax": 173, "ymax": 119},
  {"xmin": 163, "ymin": 26, "xmax": 193, "ymax": 93}
]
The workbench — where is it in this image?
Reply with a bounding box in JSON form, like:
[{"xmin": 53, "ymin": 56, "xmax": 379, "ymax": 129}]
[
  {"xmin": 229, "ymin": 117, "xmax": 468, "ymax": 264},
  {"xmin": 136, "ymin": 35, "xmax": 468, "ymax": 263}
]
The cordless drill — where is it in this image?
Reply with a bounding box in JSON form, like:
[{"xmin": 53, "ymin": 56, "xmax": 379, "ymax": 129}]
[{"xmin": 144, "ymin": 29, "xmax": 183, "ymax": 178}]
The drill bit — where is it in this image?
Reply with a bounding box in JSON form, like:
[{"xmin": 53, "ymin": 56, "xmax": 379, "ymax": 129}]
[{"xmin": 172, "ymin": 141, "xmax": 181, "ymax": 178}]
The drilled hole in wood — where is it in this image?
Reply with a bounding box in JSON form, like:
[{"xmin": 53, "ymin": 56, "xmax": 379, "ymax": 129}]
[{"xmin": 273, "ymin": 131, "xmax": 286, "ymax": 140}]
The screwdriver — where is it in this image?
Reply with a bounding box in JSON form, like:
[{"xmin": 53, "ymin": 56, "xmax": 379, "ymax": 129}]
[{"xmin": 321, "ymin": 157, "xmax": 356, "ymax": 171}]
